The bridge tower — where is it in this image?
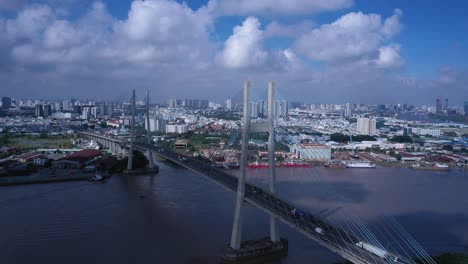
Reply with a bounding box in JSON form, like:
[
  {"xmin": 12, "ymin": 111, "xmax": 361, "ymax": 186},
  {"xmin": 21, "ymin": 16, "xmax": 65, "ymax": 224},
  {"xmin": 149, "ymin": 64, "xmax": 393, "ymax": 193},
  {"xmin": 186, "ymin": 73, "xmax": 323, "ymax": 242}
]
[
  {"xmin": 267, "ymin": 81, "xmax": 279, "ymax": 242},
  {"xmin": 230, "ymin": 80, "xmax": 251, "ymax": 250},
  {"xmin": 226, "ymin": 81, "xmax": 286, "ymax": 261},
  {"xmin": 145, "ymin": 90, "xmax": 155, "ymax": 169},
  {"xmin": 127, "ymin": 89, "xmax": 136, "ymax": 170}
]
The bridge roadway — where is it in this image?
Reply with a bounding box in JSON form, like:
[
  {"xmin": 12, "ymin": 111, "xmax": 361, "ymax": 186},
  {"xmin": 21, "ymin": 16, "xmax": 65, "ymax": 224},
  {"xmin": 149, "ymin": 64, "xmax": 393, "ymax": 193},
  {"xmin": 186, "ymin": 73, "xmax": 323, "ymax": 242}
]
[{"xmin": 80, "ymin": 132, "xmax": 413, "ymax": 264}]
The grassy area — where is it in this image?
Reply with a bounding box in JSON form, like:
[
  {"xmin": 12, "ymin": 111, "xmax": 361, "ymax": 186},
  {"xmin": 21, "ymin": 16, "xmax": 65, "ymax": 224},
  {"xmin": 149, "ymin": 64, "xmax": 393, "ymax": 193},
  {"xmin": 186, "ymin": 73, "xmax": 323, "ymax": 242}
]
[{"xmin": 7, "ymin": 134, "xmax": 75, "ymax": 150}]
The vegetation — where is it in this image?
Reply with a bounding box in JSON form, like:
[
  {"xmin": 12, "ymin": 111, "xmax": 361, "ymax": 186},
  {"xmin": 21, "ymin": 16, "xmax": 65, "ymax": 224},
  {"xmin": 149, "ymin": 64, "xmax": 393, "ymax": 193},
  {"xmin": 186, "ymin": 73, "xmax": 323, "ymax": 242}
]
[
  {"xmin": 390, "ymin": 135, "xmax": 413, "ymax": 143},
  {"xmin": 0, "ymin": 134, "xmax": 10, "ymax": 145},
  {"xmin": 443, "ymin": 131, "xmax": 457, "ymax": 137},
  {"xmin": 330, "ymin": 133, "xmax": 376, "ymax": 143},
  {"xmin": 442, "ymin": 145, "xmax": 453, "ymax": 151},
  {"xmin": 5, "ymin": 134, "xmax": 74, "ymax": 150}
]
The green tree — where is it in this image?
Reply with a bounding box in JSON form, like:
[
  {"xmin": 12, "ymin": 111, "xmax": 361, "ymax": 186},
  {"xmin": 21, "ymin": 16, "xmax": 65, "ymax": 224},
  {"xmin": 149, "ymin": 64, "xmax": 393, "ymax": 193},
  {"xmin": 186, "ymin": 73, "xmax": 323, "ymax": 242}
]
[
  {"xmin": 390, "ymin": 135, "xmax": 412, "ymax": 143},
  {"xmin": 0, "ymin": 134, "xmax": 10, "ymax": 145},
  {"xmin": 442, "ymin": 145, "xmax": 453, "ymax": 151}
]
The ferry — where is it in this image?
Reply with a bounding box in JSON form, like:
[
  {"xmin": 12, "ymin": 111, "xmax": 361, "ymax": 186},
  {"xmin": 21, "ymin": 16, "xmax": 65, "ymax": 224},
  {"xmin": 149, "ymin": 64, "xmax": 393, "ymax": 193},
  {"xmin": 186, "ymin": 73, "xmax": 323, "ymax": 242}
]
[{"xmin": 346, "ymin": 162, "xmax": 376, "ymax": 168}]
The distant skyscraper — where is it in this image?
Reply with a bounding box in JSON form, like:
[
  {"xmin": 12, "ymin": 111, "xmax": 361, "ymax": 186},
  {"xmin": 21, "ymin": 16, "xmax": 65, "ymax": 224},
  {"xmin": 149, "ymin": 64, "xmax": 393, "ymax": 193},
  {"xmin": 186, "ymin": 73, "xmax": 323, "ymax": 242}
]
[
  {"xmin": 106, "ymin": 103, "xmax": 114, "ymax": 116},
  {"xmin": 90, "ymin": 107, "xmax": 99, "ymax": 118},
  {"xmin": 357, "ymin": 117, "xmax": 376, "ymax": 136},
  {"xmin": 436, "ymin": 98, "xmax": 442, "ymax": 114},
  {"xmin": 73, "ymin": 105, "xmax": 82, "ymax": 114},
  {"xmin": 443, "ymin": 98, "xmax": 448, "ymax": 111},
  {"xmin": 82, "ymin": 107, "xmax": 91, "ymax": 120},
  {"xmin": 250, "ymin": 102, "xmax": 260, "ymax": 118},
  {"xmin": 344, "ymin": 103, "xmax": 352, "ymax": 117},
  {"xmin": 35, "ymin": 104, "xmax": 44, "ymax": 117},
  {"xmin": 147, "ymin": 117, "xmax": 167, "ymax": 132},
  {"xmin": 274, "ymin": 100, "xmax": 288, "ymax": 117},
  {"xmin": 168, "ymin": 99, "xmax": 177, "ymax": 108},
  {"xmin": 199, "ymin": 99, "xmax": 209, "ymax": 109},
  {"xmin": 43, "ymin": 104, "xmax": 52, "ymax": 117},
  {"xmin": 464, "ymin": 101, "xmax": 468, "ymax": 117},
  {"xmin": 1, "ymin": 97, "xmax": 11, "ymax": 110},
  {"xmin": 62, "ymin": 100, "xmax": 71, "ymax": 111},
  {"xmin": 225, "ymin": 99, "xmax": 232, "ymax": 110}
]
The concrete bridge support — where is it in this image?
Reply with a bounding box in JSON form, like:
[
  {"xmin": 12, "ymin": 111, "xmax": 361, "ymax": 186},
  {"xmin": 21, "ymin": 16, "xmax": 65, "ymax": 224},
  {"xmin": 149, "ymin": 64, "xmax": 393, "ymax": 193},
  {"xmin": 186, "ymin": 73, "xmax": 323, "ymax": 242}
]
[
  {"xmin": 225, "ymin": 81, "xmax": 286, "ymax": 262},
  {"xmin": 268, "ymin": 81, "xmax": 279, "ymax": 243},
  {"xmin": 230, "ymin": 81, "xmax": 250, "ymax": 250}
]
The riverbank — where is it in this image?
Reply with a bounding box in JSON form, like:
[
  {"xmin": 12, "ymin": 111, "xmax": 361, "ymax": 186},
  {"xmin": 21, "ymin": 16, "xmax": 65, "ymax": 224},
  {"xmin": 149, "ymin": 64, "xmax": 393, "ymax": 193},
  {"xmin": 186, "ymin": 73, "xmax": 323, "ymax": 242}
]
[{"xmin": 0, "ymin": 169, "xmax": 109, "ymax": 186}]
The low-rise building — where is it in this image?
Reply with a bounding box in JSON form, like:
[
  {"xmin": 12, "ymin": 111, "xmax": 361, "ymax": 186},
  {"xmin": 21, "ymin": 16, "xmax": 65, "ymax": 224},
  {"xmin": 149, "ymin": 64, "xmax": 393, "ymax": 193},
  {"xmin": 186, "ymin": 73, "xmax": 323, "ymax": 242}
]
[{"xmin": 291, "ymin": 143, "xmax": 331, "ymax": 161}]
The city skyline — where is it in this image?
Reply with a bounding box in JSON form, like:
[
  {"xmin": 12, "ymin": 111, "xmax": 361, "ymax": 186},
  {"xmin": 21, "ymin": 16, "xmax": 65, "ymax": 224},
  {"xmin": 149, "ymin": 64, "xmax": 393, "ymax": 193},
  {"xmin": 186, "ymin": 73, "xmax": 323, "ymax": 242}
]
[{"xmin": 0, "ymin": 0, "xmax": 467, "ymax": 104}]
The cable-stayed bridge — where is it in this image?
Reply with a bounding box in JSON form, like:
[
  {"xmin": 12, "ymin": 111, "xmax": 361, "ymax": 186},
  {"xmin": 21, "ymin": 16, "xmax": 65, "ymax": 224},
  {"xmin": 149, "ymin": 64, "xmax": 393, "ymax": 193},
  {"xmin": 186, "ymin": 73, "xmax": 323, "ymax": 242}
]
[
  {"xmin": 78, "ymin": 83, "xmax": 437, "ymax": 264},
  {"xmin": 79, "ymin": 131, "xmax": 434, "ymax": 264}
]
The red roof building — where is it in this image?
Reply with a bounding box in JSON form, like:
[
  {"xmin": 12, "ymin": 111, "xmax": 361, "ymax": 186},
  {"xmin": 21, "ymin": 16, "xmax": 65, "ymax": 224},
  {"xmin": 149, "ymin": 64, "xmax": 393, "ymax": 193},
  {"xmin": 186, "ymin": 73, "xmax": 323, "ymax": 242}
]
[{"xmin": 60, "ymin": 149, "xmax": 102, "ymax": 164}]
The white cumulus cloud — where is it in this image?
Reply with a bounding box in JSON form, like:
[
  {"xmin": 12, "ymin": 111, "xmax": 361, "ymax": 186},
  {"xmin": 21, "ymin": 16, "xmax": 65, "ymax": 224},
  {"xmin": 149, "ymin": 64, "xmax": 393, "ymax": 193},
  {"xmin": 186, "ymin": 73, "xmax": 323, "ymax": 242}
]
[
  {"xmin": 219, "ymin": 16, "xmax": 267, "ymax": 68},
  {"xmin": 209, "ymin": 0, "xmax": 353, "ymax": 16},
  {"xmin": 294, "ymin": 9, "xmax": 403, "ymax": 64},
  {"xmin": 376, "ymin": 44, "xmax": 404, "ymax": 68}
]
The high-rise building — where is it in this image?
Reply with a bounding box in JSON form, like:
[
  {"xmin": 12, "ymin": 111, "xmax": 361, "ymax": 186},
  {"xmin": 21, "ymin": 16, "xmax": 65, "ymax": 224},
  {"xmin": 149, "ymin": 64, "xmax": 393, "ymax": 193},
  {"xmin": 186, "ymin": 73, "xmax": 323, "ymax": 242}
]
[
  {"xmin": 199, "ymin": 99, "xmax": 209, "ymax": 109},
  {"xmin": 357, "ymin": 117, "xmax": 376, "ymax": 136},
  {"xmin": 344, "ymin": 102, "xmax": 352, "ymax": 117},
  {"xmin": 90, "ymin": 107, "xmax": 99, "ymax": 118},
  {"xmin": 82, "ymin": 107, "xmax": 91, "ymax": 120},
  {"xmin": 43, "ymin": 104, "xmax": 52, "ymax": 117},
  {"xmin": 274, "ymin": 100, "xmax": 288, "ymax": 117},
  {"xmin": 443, "ymin": 98, "xmax": 448, "ymax": 111},
  {"xmin": 62, "ymin": 100, "xmax": 71, "ymax": 111},
  {"xmin": 464, "ymin": 101, "xmax": 468, "ymax": 117},
  {"xmin": 250, "ymin": 102, "xmax": 260, "ymax": 118},
  {"xmin": 53, "ymin": 102, "xmax": 61, "ymax": 112},
  {"xmin": 106, "ymin": 103, "xmax": 114, "ymax": 116},
  {"xmin": 35, "ymin": 104, "xmax": 44, "ymax": 117},
  {"xmin": 436, "ymin": 98, "xmax": 442, "ymax": 114},
  {"xmin": 73, "ymin": 105, "xmax": 82, "ymax": 114},
  {"xmin": 146, "ymin": 117, "xmax": 167, "ymax": 132},
  {"xmin": 2, "ymin": 97, "xmax": 12, "ymax": 110},
  {"xmin": 168, "ymin": 99, "xmax": 177, "ymax": 108},
  {"xmin": 225, "ymin": 99, "xmax": 232, "ymax": 110}
]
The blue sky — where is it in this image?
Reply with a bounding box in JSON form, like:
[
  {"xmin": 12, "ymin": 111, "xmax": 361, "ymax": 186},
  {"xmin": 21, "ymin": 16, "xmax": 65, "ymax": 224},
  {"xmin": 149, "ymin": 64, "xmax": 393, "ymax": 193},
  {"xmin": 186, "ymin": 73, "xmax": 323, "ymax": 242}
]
[
  {"xmin": 95, "ymin": 0, "xmax": 468, "ymax": 77},
  {"xmin": 0, "ymin": 0, "xmax": 467, "ymax": 104}
]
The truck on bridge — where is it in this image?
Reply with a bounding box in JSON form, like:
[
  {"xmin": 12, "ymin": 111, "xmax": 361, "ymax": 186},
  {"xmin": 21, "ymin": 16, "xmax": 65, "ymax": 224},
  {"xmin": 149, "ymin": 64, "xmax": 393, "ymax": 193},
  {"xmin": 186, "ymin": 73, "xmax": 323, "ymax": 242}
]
[{"xmin": 356, "ymin": 241, "xmax": 398, "ymax": 263}]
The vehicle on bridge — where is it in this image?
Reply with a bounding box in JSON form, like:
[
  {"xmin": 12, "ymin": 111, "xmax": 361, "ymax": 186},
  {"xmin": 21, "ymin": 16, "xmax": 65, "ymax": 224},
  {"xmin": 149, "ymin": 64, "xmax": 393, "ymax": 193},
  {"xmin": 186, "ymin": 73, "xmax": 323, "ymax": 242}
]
[
  {"xmin": 315, "ymin": 227, "xmax": 324, "ymax": 235},
  {"xmin": 356, "ymin": 241, "xmax": 398, "ymax": 263},
  {"xmin": 292, "ymin": 208, "xmax": 307, "ymax": 218},
  {"xmin": 177, "ymin": 155, "xmax": 188, "ymax": 162}
]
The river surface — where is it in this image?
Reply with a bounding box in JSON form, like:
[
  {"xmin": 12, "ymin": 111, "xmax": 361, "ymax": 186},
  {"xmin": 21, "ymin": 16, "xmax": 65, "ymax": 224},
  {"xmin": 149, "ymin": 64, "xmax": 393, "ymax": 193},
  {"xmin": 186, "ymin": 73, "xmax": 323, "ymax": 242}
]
[{"xmin": 1, "ymin": 164, "xmax": 467, "ymax": 264}]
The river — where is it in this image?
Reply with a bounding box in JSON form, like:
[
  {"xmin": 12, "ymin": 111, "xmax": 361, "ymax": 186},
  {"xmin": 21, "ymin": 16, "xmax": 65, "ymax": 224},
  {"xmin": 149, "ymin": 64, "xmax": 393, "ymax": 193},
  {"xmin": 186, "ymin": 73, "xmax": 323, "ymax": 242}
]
[{"xmin": 1, "ymin": 164, "xmax": 467, "ymax": 264}]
